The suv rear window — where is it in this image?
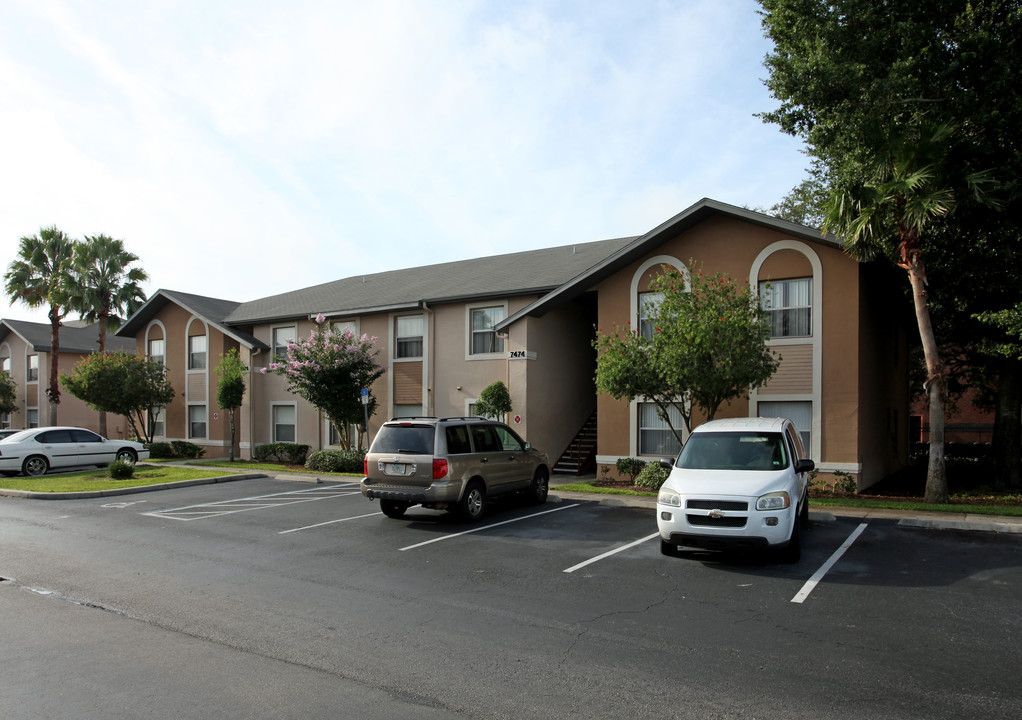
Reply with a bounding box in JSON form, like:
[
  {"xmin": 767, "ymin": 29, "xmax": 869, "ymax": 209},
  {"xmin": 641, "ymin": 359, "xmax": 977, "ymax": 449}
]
[
  {"xmin": 372, "ymin": 424, "xmax": 435, "ymax": 454},
  {"xmin": 677, "ymin": 432, "xmax": 788, "ymax": 471}
]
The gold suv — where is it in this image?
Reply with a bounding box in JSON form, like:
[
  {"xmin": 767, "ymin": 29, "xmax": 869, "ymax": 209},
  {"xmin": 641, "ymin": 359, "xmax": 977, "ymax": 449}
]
[{"xmin": 361, "ymin": 417, "xmax": 550, "ymax": 521}]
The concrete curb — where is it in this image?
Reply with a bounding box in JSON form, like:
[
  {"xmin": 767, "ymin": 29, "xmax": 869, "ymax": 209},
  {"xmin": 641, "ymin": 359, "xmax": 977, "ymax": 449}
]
[{"xmin": 0, "ymin": 473, "xmax": 268, "ymax": 500}]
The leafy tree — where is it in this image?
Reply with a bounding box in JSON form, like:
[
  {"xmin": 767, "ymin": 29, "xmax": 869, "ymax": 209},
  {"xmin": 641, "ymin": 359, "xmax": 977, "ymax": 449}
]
[
  {"xmin": 4, "ymin": 226, "xmax": 78, "ymax": 424},
  {"xmin": 0, "ymin": 370, "xmax": 17, "ymax": 416},
  {"xmin": 216, "ymin": 349, "xmax": 247, "ymax": 462},
  {"xmin": 595, "ymin": 267, "xmax": 778, "ymax": 446},
  {"xmin": 262, "ymin": 315, "xmax": 385, "ymax": 451},
  {"xmin": 66, "ymin": 234, "xmax": 149, "ymax": 435},
  {"xmin": 474, "ymin": 380, "xmax": 512, "ymax": 421},
  {"xmin": 61, "ymin": 352, "xmax": 175, "ymax": 443}
]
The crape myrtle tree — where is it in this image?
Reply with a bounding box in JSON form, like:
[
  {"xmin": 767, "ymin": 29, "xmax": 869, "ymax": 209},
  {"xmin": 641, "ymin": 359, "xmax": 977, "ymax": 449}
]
[
  {"xmin": 758, "ymin": 0, "xmax": 1019, "ymax": 500},
  {"xmin": 262, "ymin": 314, "xmax": 385, "ymax": 451},
  {"xmin": 215, "ymin": 349, "xmax": 247, "ymax": 462},
  {"xmin": 595, "ymin": 267, "xmax": 779, "ymax": 448},
  {"xmin": 61, "ymin": 352, "xmax": 175, "ymax": 443}
]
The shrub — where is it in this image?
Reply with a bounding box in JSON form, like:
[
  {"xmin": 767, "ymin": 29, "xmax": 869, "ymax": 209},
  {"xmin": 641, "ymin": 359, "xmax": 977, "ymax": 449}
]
[
  {"xmin": 108, "ymin": 459, "xmax": 136, "ymax": 480},
  {"xmin": 634, "ymin": 463, "xmax": 669, "ymax": 491},
  {"xmin": 171, "ymin": 440, "xmax": 205, "ymax": 459},
  {"xmin": 254, "ymin": 443, "xmax": 310, "ymax": 465},
  {"xmin": 616, "ymin": 457, "xmax": 647, "ymax": 483},
  {"xmin": 305, "ymin": 449, "xmax": 366, "ymax": 474},
  {"xmin": 147, "ymin": 441, "xmax": 175, "ymax": 459}
]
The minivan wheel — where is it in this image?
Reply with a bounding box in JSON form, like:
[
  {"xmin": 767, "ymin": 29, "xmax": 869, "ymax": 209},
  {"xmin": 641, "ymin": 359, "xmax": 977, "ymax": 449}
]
[
  {"xmin": 380, "ymin": 500, "xmax": 409, "ymax": 519},
  {"xmin": 529, "ymin": 468, "xmax": 549, "ymax": 505},
  {"xmin": 799, "ymin": 494, "xmax": 810, "ymax": 530},
  {"xmin": 458, "ymin": 481, "xmax": 486, "ymax": 522},
  {"xmin": 780, "ymin": 518, "xmax": 802, "ymax": 564},
  {"xmin": 23, "ymin": 455, "xmax": 49, "ymax": 477}
]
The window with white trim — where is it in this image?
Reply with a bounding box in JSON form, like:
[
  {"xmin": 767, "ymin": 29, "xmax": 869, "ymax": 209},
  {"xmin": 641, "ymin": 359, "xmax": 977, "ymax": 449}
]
[
  {"xmin": 273, "ymin": 404, "xmax": 296, "ymax": 443},
  {"xmin": 638, "ymin": 292, "xmax": 663, "ymax": 340},
  {"xmin": 189, "ymin": 405, "xmax": 207, "ymax": 438},
  {"xmin": 759, "ymin": 401, "xmax": 812, "ymax": 455},
  {"xmin": 331, "ymin": 320, "xmax": 358, "ymax": 337},
  {"xmin": 149, "ymin": 407, "xmax": 166, "ymax": 438},
  {"xmin": 761, "ymin": 278, "xmax": 812, "ymax": 338},
  {"xmin": 395, "ymin": 316, "xmax": 423, "ymax": 359},
  {"xmin": 1, "ymin": 356, "xmax": 11, "ymax": 373},
  {"xmin": 272, "ymin": 326, "xmax": 296, "ymax": 362},
  {"xmin": 188, "ymin": 335, "xmax": 207, "ymax": 370},
  {"xmin": 470, "ymin": 307, "xmax": 505, "ymax": 355},
  {"xmin": 27, "ymin": 354, "xmax": 39, "ymax": 382},
  {"xmin": 27, "ymin": 408, "xmax": 39, "ymax": 428},
  {"xmin": 638, "ymin": 402, "xmax": 684, "ymax": 456},
  {"xmin": 148, "ymin": 339, "xmax": 165, "ymax": 367}
]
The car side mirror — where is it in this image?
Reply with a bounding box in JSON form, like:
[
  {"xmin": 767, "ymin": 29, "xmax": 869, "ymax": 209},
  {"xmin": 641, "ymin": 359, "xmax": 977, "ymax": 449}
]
[
  {"xmin": 659, "ymin": 457, "xmax": 675, "ymax": 470},
  {"xmin": 795, "ymin": 458, "xmax": 815, "ymax": 474},
  {"xmin": 524, "ymin": 442, "xmax": 531, "ymax": 450}
]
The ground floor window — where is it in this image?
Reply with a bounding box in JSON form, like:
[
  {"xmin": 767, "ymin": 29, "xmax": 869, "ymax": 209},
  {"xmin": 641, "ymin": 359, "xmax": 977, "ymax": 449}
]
[
  {"xmin": 27, "ymin": 408, "xmax": 38, "ymax": 428},
  {"xmin": 638, "ymin": 402, "xmax": 684, "ymax": 456},
  {"xmin": 394, "ymin": 404, "xmax": 423, "ymax": 419},
  {"xmin": 189, "ymin": 405, "xmax": 207, "ymax": 439},
  {"xmin": 1, "ymin": 412, "xmax": 10, "ymax": 429},
  {"xmin": 149, "ymin": 407, "xmax": 166, "ymax": 438},
  {"xmin": 273, "ymin": 404, "xmax": 296, "ymax": 443},
  {"xmin": 758, "ymin": 400, "xmax": 812, "ymax": 454}
]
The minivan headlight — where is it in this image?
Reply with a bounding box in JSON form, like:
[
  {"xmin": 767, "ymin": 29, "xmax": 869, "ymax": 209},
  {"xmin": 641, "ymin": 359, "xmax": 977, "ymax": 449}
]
[
  {"xmin": 658, "ymin": 488, "xmax": 681, "ymax": 507},
  {"xmin": 757, "ymin": 491, "xmax": 790, "ymax": 511}
]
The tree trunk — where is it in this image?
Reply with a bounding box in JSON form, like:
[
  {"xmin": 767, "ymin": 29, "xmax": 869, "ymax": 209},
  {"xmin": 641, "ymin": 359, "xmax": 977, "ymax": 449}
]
[
  {"xmin": 229, "ymin": 409, "xmax": 236, "ymax": 462},
  {"xmin": 903, "ymin": 250, "xmax": 948, "ymax": 503},
  {"xmin": 992, "ymin": 361, "xmax": 1022, "ymax": 490},
  {"xmin": 47, "ymin": 306, "xmax": 61, "ymax": 426},
  {"xmin": 97, "ymin": 315, "xmax": 108, "ymax": 436}
]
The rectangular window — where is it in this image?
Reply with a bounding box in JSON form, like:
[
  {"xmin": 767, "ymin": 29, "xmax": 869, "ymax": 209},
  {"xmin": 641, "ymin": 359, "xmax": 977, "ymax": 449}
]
[
  {"xmin": 638, "ymin": 402, "xmax": 683, "ymax": 456},
  {"xmin": 638, "ymin": 292, "xmax": 663, "ymax": 341},
  {"xmin": 393, "ymin": 404, "xmax": 423, "ymax": 419},
  {"xmin": 273, "ymin": 405, "xmax": 296, "ymax": 443},
  {"xmin": 470, "ymin": 307, "xmax": 505, "ymax": 355},
  {"xmin": 149, "ymin": 407, "xmax": 166, "ymax": 438},
  {"xmin": 27, "ymin": 354, "xmax": 39, "ymax": 382},
  {"xmin": 395, "ymin": 315, "xmax": 424, "ymax": 359},
  {"xmin": 27, "ymin": 408, "xmax": 39, "ymax": 428},
  {"xmin": 148, "ymin": 339, "xmax": 165, "ymax": 367},
  {"xmin": 331, "ymin": 320, "xmax": 358, "ymax": 337},
  {"xmin": 189, "ymin": 335, "xmax": 207, "ymax": 370},
  {"xmin": 759, "ymin": 401, "xmax": 812, "ymax": 455},
  {"xmin": 761, "ymin": 278, "xmax": 812, "ymax": 338},
  {"xmin": 189, "ymin": 405, "xmax": 207, "ymax": 439},
  {"xmin": 272, "ymin": 326, "xmax": 296, "ymax": 362},
  {"xmin": 1, "ymin": 412, "xmax": 10, "ymax": 429}
]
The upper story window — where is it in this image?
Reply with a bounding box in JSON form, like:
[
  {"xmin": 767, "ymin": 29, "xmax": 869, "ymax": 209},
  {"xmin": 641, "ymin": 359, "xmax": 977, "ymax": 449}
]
[
  {"xmin": 332, "ymin": 320, "xmax": 358, "ymax": 337},
  {"xmin": 761, "ymin": 278, "xmax": 812, "ymax": 338},
  {"xmin": 272, "ymin": 326, "xmax": 296, "ymax": 362},
  {"xmin": 470, "ymin": 307, "xmax": 505, "ymax": 355},
  {"xmin": 395, "ymin": 315, "xmax": 423, "ymax": 359},
  {"xmin": 188, "ymin": 335, "xmax": 207, "ymax": 370},
  {"xmin": 27, "ymin": 354, "xmax": 39, "ymax": 382},
  {"xmin": 148, "ymin": 339, "xmax": 165, "ymax": 366},
  {"xmin": 1, "ymin": 356, "xmax": 11, "ymax": 373},
  {"xmin": 638, "ymin": 292, "xmax": 663, "ymax": 340}
]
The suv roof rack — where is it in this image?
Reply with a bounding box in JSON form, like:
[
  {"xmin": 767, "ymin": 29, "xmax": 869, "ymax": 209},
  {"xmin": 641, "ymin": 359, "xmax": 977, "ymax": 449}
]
[
  {"xmin": 387, "ymin": 416, "xmax": 438, "ymax": 421},
  {"xmin": 438, "ymin": 416, "xmax": 488, "ymax": 422}
]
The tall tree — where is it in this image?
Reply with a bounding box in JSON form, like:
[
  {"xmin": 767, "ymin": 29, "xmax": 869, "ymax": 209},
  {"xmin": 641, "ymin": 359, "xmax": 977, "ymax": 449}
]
[
  {"xmin": 215, "ymin": 349, "xmax": 247, "ymax": 463},
  {"xmin": 66, "ymin": 234, "xmax": 149, "ymax": 435},
  {"xmin": 4, "ymin": 226, "xmax": 78, "ymax": 425}
]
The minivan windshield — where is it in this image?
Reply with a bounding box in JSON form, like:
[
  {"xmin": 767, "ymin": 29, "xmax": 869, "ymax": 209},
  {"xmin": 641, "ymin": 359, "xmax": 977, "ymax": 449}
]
[
  {"xmin": 371, "ymin": 424, "xmax": 435, "ymax": 454},
  {"xmin": 676, "ymin": 432, "xmax": 788, "ymax": 471}
]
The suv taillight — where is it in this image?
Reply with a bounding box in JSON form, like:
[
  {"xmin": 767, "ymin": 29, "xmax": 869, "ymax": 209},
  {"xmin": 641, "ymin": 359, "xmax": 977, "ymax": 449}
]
[
  {"xmin": 433, "ymin": 458, "xmax": 448, "ymax": 479},
  {"xmin": 363, "ymin": 456, "xmax": 368, "ymax": 476}
]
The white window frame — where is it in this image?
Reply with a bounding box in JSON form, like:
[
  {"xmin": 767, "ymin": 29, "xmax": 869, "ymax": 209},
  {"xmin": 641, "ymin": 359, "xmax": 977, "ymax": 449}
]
[
  {"xmin": 394, "ymin": 314, "xmax": 424, "ymax": 360},
  {"xmin": 188, "ymin": 334, "xmax": 207, "ymax": 370},
  {"xmin": 761, "ymin": 277, "xmax": 813, "ymax": 339},
  {"xmin": 466, "ymin": 302, "xmax": 508, "ymax": 359},
  {"xmin": 272, "ymin": 325, "xmax": 297, "ymax": 363},
  {"xmin": 271, "ymin": 402, "xmax": 297, "ymax": 443},
  {"xmin": 638, "ymin": 292, "xmax": 663, "ymax": 341},
  {"xmin": 637, "ymin": 402, "xmax": 685, "ymax": 457},
  {"xmin": 27, "ymin": 354, "xmax": 39, "ymax": 383},
  {"xmin": 188, "ymin": 404, "xmax": 207, "ymax": 439},
  {"xmin": 148, "ymin": 338, "xmax": 166, "ymax": 367},
  {"xmin": 331, "ymin": 319, "xmax": 360, "ymax": 338}
]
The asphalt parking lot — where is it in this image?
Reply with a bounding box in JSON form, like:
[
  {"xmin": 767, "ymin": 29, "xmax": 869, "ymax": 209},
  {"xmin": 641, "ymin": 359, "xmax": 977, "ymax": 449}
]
[{"xmin": 2, "ymin": 474, "xmax": 1021, "ymax": 719}]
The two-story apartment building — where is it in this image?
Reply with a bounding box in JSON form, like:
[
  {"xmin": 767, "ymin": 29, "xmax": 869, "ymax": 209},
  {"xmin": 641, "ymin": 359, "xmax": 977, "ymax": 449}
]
[{"xmin": 116, "ymin": 199, "xmax": 911, "ymax": 488}]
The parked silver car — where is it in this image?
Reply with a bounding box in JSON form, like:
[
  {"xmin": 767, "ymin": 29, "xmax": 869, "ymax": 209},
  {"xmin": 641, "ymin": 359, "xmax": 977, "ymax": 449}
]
[
  {"xmin": 0, "ymin": 426, "xmax": 150, "ymax": 477},
  {"xmin": 361, "ymin": 416, "xmax": 550, "ymax": 521}
]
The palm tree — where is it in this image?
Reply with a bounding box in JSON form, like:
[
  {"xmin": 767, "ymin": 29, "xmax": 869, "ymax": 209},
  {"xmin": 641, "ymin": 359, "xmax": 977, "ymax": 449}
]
[
  {"xmin": 67, "ymin": 234, "xmax": 149, "ymax": 435},
  {"xmin": 823, "ymin": 124, "xmax": 998, "ymax": 504},
  {"xmin": 4, "ymin": 226, "xmax": 78, "ymax": 425}
]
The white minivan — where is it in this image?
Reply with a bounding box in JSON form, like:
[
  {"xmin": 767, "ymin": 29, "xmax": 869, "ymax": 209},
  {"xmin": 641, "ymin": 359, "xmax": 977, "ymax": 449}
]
[{"xmin": 656, "ymin": 417, "xmax": 814, "ymax": 563}]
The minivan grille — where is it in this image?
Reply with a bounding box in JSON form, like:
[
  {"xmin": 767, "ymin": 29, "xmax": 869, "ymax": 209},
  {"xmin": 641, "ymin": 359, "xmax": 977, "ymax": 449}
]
[
  {"xmin": 687, "ymin": 515, "xmax": 747, "ymax": 528},
  {"xmin": 686, "ymin": 500, "xmax": 748, "ymax": 511}
]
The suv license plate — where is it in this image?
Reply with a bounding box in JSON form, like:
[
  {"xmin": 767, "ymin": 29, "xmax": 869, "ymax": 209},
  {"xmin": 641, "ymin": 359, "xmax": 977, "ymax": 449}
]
[{"xmin": 385, "ymin": 462, "xmax": 405, "ymax": 475}]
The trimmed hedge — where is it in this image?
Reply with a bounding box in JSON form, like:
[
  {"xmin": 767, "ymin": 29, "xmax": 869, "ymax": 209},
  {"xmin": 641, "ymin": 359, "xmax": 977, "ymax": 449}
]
[
  {"xmin": 254, "ymin": 442, "xmax": 310, "ymax": 465},
  {"xmin": 108, "ymin": 458, "xmax": 136, "ymax": 479},
  {"xmin": 633, "ymin": 463, "xmax": 669, "ymax": 491},
  {"xmin": 147, "ymin": 440, "xmax": 205, "ymax": 459},
  {"xmin": 305, "ymin": 449, "xmax": 366, "ymax": 474}
]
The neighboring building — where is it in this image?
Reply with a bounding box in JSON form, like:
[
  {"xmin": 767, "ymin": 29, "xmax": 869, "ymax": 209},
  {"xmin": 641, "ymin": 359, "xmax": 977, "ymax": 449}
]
[
  {"xmin": 117, "ymin": 199, "xmax": 912, "ymax": 489},
  {"xmin": 0, "ymin": 319, "xmax": 137, "ymax": 437}
]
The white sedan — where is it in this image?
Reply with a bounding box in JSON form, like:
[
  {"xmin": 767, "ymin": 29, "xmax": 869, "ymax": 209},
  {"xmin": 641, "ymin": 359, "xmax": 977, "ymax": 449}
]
[{"xmin": 0, "ymin": 426, "xmax": 149, "ymax": 477}]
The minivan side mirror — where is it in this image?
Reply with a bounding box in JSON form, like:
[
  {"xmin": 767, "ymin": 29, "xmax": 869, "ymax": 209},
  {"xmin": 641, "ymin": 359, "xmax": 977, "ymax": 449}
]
[{"xmin": 795, "ymin": 458, "xmax": 815, "ymax": 474}]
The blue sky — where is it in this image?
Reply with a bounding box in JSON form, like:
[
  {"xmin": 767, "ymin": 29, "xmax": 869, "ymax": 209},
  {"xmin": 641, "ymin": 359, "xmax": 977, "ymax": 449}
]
[{"xmin": 1, "ymin": 0, "xmax": 807, "ymax": 326}]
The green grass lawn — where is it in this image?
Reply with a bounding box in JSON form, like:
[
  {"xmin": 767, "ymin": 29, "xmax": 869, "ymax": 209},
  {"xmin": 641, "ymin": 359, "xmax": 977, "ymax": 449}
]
[
  {"xmin": 0, "ymin": 465, "xmax": 241, "ymax": 493},
  {"xmin": 184, "ymin": 458, "xmax": 363, "ymax": 477}
]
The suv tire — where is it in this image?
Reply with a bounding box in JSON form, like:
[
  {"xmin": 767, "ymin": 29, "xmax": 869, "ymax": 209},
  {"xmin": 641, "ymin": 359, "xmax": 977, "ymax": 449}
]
[
  {"xmin": 528, "ymin": 468, "xmax": 549, "ymax": 505},
  {"xmin": 458, "ymin": 480, "xmax": 486, "ymax": 522},
  {"xmin": 380, "ymin": 500, "xmax": 409, "ymax": 519}
]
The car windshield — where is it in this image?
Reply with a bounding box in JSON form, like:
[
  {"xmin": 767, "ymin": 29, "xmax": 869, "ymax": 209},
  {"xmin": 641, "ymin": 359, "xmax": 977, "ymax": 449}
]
[
  {"xmin": 371, "ymin": 424, "xmax": 435, "ymax": 454},
  {"xmin": 676, "ymin": 432, "xmax": 788, "ymax": 471}
]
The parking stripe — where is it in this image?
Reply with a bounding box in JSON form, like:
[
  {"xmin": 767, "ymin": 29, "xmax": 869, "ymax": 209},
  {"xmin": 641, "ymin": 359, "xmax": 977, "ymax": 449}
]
[
  {"xmin": 398, "ymin": 504, "xmax": 581, "ymax": 551},
  {"xmin": 279, "ymin": 511, "xmax": 383, "ymax": 534},
  {"xmin": 563, "ymin": 532, "xmax": 661, "ymax": 573},
  {"xmin": 791, "ymin": 522, "xmax": 868, "ymax": 604},
  {"xmin": 143, "ymin": 484, "xmax": 359, "ymax": 521}
]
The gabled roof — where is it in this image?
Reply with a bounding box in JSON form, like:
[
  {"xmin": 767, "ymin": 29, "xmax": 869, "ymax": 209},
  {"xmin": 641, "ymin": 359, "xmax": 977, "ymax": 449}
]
[
  {"xmin": 496, "ymin": 198, "xmax": 840, "ymax": 330},
  {"xmin": 224, "ymin": 236, "xmax": 636, "ymax": 325},
  {"xmin": 0, "ymin": 319, "xmax": 136, "ymax": 354},
  {"xmin": 116, "ymin": 289, "xmax": 267, "ymax": 350}
]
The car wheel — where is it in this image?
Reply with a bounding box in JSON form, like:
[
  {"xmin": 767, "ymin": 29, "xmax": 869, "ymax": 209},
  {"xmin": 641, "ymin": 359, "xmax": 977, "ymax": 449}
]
[
  {"xmin": 799, "ymin": 493, "xmax": 810, "ymax": 530},
  {"xmin": 116, "ymin": 448, "xmax": 138, "ymax": 464},
  {"xmin": 380, "ymin": 500, "xmax": 409, "ymax": 519},
  {"xmin": 528, "ymin": 468, "xmax": 549, "ymax": 505},
  {"xmin": 458, "ymin": 480, "xmax": 486, "ymax": 522},
  {"xmin": 660, "ymin": 538, "xmax": 679, "ymax": 557},
  {"xmin": 780, "ymin": 517, "xmax": 802, "ymax": 564},
  {"xmin": 22, "ymin": 455, "xmax": 49, "ymax": 477}
]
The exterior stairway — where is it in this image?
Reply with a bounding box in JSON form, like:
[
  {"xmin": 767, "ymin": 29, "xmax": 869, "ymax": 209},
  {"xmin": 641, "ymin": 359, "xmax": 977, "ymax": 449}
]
[{"xmin": 552, "ymin": 411, "xmax": 597, "ymax": 476}]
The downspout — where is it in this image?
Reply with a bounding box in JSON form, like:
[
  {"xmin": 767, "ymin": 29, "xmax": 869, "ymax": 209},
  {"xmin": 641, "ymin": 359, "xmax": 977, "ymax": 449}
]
[{"xmin": 421, "ymin": 300, "xmax": 434, "ymax": 416}]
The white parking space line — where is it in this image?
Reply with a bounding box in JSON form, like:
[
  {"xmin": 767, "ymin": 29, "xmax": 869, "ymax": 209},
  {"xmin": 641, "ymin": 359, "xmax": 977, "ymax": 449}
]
[
  {"xmin": 791, "ymin": 522, "xmax": 869, "ymax": 604},
  {"xmin": 398, "ymin": 504, "xmax": 582, "ymax": 551},
  {"xmin": 142, "ymin": 484, "xmax": 360, "ymax": 521},
  {"xmin": 562, "ymin": 532, "xmax": 661, "ymax": 573},
  {"xmin": 279, "ymin": 511, "xmax": 383, "ymax": 534}
]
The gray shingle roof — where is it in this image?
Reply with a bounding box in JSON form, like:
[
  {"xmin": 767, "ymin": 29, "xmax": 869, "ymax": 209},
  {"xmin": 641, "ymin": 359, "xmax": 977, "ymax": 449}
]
[
  {"xmin": 0, "ymin": 319, "xmax": 136, "ymax": 354},
  {"xmin": 117, "ymin": 290, "xmax": 266, "ymax": 349}
]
